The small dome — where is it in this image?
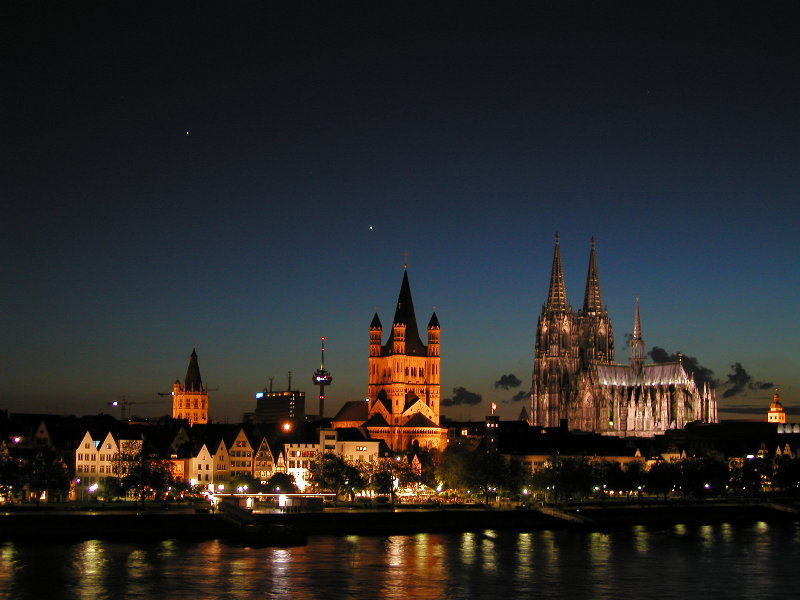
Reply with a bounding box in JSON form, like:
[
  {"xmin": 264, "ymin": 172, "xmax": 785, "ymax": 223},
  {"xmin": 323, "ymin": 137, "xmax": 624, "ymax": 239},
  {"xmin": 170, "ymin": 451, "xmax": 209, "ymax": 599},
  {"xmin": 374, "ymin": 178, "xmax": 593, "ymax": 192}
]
[{"xmin": 769, "ymin": 391, "xmax": 784, "ymax": 412}]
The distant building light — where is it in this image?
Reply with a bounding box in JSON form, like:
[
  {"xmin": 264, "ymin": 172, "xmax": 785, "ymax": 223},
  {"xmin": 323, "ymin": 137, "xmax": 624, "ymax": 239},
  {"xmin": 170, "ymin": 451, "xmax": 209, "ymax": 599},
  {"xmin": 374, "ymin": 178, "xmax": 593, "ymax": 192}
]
[{"xmin": 255, "ymin": 392, "xmax": 264, "ymax": 399}]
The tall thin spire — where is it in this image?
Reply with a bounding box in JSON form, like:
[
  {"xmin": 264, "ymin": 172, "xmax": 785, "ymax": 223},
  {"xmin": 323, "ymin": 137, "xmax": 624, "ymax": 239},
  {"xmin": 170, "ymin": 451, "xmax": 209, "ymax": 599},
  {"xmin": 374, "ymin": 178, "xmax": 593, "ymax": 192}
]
[
  {"xmin": 546, "ymin": 233, "xmax": 568, "ymax": 311},
  {"xmin": 582, "ymin": 236, "xmax": 603, "ymax": 313},
  {"xmin": 630, "ymin": 299, "xmax": 644, "ymax": 371}
]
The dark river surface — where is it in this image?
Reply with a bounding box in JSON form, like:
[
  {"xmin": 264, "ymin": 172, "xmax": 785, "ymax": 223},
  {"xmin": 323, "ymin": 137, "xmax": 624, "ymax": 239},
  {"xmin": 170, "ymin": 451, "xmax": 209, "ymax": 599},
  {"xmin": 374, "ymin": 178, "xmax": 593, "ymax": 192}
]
[{"xmin": 2, "ymin": 521, "xmax": 799, "ymax": 599}]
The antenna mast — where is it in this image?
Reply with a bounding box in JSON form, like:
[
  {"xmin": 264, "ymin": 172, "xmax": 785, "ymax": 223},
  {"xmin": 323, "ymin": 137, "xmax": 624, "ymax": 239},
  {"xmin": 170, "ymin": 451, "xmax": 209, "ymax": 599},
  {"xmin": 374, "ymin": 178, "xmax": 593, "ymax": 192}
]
[{"xmin": 312, "ymin": 337, "xmax": 333, "ymax": 418}]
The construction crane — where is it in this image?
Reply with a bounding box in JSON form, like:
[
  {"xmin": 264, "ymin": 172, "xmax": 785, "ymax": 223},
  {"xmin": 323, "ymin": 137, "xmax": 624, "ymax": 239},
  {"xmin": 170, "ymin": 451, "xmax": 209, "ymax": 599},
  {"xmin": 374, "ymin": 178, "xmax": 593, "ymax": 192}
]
[{"xmin": 107, "ymin": 396, "xmax": 168, "ymax": 421}]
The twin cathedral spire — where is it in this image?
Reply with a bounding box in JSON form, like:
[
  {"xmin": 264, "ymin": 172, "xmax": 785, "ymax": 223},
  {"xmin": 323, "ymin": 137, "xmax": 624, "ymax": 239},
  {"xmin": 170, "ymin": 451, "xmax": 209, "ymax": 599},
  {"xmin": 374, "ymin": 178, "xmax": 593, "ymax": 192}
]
[{"xmin": 532, "ymin": 234, "xmax": 717, "ymax": 435}]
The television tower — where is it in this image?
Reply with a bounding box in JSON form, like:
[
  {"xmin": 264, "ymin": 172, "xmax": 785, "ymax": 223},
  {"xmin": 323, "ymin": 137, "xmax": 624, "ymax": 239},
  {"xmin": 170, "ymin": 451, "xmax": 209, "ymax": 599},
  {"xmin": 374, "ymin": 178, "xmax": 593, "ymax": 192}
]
[{"xmin": 312, "ymin": 337, "xmax": 333, "ymax": 418}]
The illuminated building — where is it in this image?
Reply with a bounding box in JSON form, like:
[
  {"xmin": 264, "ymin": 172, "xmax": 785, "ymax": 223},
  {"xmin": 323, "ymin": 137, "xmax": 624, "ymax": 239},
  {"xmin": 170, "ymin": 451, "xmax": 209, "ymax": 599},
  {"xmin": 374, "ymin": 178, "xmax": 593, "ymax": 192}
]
[
  {"xmin": 339, "ymin": 267, "xmax": 447, "ymax": 452},
  {"xmin": 531, "ymin": 234, "xmax": 717, "ymax": 436},
  {"xmin": 767, "ymin": 390, "xmax": 787, "ymax": 424},
  {"xmin": 171, "ymin": 349, "xmax": 209, "ymax": 425},
  {"xmin": 283, "ymin": 428, "xmax": 380, "ymax": 491},
  {"xmin": 254, "ymin": 390, "xmax": 305, "ymax": 424}
]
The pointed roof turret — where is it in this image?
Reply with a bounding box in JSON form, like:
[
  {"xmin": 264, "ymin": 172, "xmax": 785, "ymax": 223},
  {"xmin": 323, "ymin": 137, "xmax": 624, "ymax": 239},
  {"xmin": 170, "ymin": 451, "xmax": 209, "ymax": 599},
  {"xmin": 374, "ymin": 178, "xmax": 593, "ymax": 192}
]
[
  {"xmin": 370, "ymin": 312, "xmax": 382, "ymax": 329},
  {"xmin": 582, "ymin": 237, "xmax": 603, "ymax": 313},
  {"xmin": 393, "ymin": 270, "xmax": 417, "ymax": 326},
  {"xmin": 184, "ymin": 349, "xmax": 204, "ymax": 392},
  {"xmin": 546, "ymin": 233, "xmax": 569, "ymax": 311},
  {"xmin": 428, "ymin": 311, "xmax": 440, "ymax": 329},
  {"xmin": 630, "ymin": 299, "xmax": 644, "ymax": 370},
  {"xmin": 384, "ymin": 269, "xmax": 427, "ymax": 355}
]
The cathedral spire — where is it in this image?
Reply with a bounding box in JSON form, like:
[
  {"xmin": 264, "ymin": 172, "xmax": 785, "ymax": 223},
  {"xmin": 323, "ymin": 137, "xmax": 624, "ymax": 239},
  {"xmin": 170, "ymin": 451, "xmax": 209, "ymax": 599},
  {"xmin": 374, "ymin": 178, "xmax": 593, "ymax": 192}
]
[
  {"xmin": 546, "ymin": 233, "xmax": 568, "ymax": 311},
  {"xmin": 582, "ymin": 237, "xmax": 603, "ymax": 313},
  {"xmin": 630, "ymin": 299, "xmax": 644, "ymax": 372}
]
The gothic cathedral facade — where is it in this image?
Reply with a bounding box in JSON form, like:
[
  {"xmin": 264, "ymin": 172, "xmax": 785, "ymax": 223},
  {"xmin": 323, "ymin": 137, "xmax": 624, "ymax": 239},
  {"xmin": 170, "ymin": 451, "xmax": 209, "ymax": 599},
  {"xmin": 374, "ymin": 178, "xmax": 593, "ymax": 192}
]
[{"xmin": 531, "ymin": 235, "xmax": 717, "ymax": 437}]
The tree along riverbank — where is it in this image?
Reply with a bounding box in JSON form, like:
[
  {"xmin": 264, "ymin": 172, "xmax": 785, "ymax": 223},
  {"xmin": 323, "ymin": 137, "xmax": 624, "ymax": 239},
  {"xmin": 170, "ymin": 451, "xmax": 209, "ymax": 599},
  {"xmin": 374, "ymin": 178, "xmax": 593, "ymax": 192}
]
[{"xmin": 2, "ymin": 501, "xmax": 798, "ymax": 543}]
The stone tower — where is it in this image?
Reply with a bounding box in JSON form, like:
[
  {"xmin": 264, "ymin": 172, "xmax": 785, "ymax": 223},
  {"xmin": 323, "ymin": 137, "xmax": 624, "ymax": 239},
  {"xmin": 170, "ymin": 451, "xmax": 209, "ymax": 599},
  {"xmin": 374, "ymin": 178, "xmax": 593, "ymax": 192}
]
[
  {"xmin": 531, "ymin": 233, "xmax": 580, "ymax": 427},
  {"xmin": 576, "ymin": 237, "xmax": 614, "ymax": 368},
  {"xmin": 365, "ymin": 268, "xmax": 446, "ymax": 451},
  {"xmin": 172, "ymin": 349, "xmax": 209, "ymax": 425}
]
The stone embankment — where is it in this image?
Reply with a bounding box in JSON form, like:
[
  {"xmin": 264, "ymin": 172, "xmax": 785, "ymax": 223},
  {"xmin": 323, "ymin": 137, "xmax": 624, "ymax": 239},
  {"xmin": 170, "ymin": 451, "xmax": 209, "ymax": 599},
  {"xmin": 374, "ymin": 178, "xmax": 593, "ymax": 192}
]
[{"xmin": 1, "ymin": 501, "xmax": 798, "ymax": 544}]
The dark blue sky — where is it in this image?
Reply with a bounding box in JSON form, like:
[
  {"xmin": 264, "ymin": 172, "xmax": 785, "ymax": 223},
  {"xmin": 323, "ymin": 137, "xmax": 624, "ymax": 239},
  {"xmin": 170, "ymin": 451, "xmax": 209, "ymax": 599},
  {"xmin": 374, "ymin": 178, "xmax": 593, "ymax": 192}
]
[{"xmin": 2, "ymin": 3, "xmax": 798, "ymax": 422}]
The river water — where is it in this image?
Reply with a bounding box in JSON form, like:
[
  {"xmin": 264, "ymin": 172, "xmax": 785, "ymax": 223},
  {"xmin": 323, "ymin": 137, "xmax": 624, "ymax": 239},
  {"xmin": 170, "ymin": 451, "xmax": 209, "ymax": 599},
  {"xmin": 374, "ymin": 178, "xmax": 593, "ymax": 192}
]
[{"xmin": 2, "ymin": 521, "xmax": 799, "ymax": 599}]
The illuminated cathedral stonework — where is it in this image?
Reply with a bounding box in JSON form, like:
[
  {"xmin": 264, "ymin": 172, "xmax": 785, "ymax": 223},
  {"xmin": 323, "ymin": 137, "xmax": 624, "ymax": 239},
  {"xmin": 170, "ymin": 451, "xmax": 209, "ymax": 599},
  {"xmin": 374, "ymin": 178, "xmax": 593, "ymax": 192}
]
[
  {"xmin": 364, "ymin": 268, "xmax": 447, "ymax": 451},
  {"xmin": 531, "ymin": 235, "xmax": 717, "ymax": 437}
]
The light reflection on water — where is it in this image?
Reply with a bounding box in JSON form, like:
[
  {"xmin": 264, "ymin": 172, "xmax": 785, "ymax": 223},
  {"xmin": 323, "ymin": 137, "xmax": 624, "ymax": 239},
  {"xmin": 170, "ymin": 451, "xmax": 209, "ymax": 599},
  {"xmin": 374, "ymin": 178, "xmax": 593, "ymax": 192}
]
[{"xmin": 1, "ymin": 522, "xmax": 800, "ymax": 599}]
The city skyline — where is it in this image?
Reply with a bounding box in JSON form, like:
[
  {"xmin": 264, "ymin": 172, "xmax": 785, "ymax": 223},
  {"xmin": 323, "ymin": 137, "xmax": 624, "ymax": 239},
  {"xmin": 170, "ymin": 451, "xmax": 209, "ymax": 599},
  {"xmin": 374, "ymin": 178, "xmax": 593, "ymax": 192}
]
[{"xmin": 3, "ymin": 4, "xmax": 797, "ymax": 423}]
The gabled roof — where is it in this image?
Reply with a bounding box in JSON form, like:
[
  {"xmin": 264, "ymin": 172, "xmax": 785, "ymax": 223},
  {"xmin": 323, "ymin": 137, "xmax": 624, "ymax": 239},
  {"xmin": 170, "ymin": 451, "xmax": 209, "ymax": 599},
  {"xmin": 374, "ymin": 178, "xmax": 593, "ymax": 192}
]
[
  {"xmin": 403, "ymin": 413, "xmax": 438, "ymax": 428},
  {"xmin": 595, "ymin": 362, "xmax": 692, "ymax": 387},
  {"xmin": 375, "ymin": 392, "xmax": 393, "ymax": 413},
  {"xmin": 404, "ymin": 393, "xmax": 421, "ymax": 412},
  {"xmin": 364, "ymin": 413, "xmax": 390, "ymax": 427},
  {"xmin": 332, "ymin": 400, "xmax": 369, "ymax": 423}
]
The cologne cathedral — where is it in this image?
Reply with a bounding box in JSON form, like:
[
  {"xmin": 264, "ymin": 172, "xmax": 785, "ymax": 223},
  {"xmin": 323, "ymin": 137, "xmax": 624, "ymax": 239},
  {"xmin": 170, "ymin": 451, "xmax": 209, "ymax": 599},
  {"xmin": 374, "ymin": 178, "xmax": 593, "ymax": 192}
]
[{"xmin": 531, "ymin": 235, "xmax": 717, "ymax": 437}]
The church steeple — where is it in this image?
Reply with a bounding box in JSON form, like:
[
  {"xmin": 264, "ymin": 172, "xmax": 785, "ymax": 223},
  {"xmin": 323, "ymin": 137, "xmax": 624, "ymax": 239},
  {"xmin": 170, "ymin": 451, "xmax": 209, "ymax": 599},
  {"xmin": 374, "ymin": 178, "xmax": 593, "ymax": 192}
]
[
  {"xmin": 630, "ymin": 299, "xmax": 644, "ymax": 372},
  {"xmin": 385, "ymin": 269, "xmax": 426, "ymax": 356},
  {"xmin": 582, "ymin": 237, "xmax": 603, "ymax": 313},
  {"xmin": 365, "ymin": 265, "xmax": 444, "ymax": 451},
  {"xmin": 184, "ymin": 348, "xmax": 204, "ymax": 392},
  {"xmin": 173, "ymin": 348, "xmax": 209, "ymax": 425},
  {"xmin": 546, "ymin": 233, "xmax": 568, "ymax": 312}
]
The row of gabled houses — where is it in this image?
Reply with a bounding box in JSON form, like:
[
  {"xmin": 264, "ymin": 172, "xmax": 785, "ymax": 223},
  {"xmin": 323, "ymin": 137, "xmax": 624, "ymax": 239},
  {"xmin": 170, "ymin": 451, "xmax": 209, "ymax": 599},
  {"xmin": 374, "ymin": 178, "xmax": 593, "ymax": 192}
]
[
  {"xmin": 1, "ymin": 411, "xmax": 383, "ymax": 502},
  {"xmin": 4, "ymin": 408, "xmax": 800, "ymax": 503}
]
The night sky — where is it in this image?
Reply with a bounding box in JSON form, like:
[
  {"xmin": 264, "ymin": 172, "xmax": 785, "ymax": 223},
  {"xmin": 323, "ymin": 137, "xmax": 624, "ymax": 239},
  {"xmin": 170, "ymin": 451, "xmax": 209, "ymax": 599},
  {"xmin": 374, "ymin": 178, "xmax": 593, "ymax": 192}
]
[{"xmin": 3, "ymin": 3, "xmax": 798, "ymax": 423}]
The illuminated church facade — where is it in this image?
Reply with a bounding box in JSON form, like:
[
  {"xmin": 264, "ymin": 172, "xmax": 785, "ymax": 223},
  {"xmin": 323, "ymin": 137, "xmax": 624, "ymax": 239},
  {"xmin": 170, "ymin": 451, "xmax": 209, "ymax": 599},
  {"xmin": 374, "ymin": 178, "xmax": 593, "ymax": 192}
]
[
  {"xmin": 531, "ymin": 235, "xmax": 717, "ymax": 437},
  {"xmin": 172, "ymin": 349, "xmax": 209, "ymax": 425},
  {"xmin": 333, "ymin": 268, "xmax": 447, "ymax": 451}
]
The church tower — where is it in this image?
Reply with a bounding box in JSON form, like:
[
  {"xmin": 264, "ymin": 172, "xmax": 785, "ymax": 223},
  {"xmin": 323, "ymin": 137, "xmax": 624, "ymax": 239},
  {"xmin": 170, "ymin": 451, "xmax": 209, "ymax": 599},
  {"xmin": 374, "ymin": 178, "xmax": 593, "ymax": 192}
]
[
  {"xmin": 532, "ymin": 234, "xmax": 580, "ymax": 427},
  {"xmin": 767, "ymin": 390, "xmax": 787, "ymax": 424},
  {"xmin": 172, "ymin": 349, "xmax": 209, "ymax": 425},
  {"xmin": 366, "ymin": 268, "xmax": 446, "ymax": 451},
  {"xmin": 577, "ymin": 237, "xmax": 614, "ymax": 368}
]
